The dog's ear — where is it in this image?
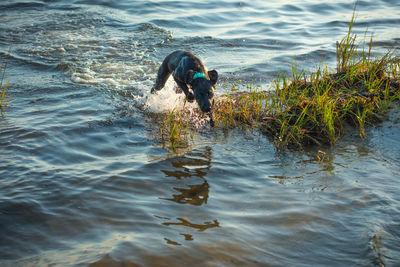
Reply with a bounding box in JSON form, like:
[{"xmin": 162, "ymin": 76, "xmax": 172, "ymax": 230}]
[
  {"xmin": 208, "ymin": 70, "xmax": 218, "ymax": 85},
  {"xmin": 185, "ymin": 70, "xmax": 194, "ymax": 84}
]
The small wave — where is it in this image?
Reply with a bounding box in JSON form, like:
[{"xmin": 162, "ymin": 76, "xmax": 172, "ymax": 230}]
[
  {"xmin": 1, "ymin": 7, "xmax": 171, "ymax": 95},
  {"xmin": 2, "ymin": 1, "xmax": 46, "ymax": 9}
]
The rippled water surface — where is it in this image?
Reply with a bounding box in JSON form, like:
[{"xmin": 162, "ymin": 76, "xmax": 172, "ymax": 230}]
[{"xmin": 1, "ymin": 0, "xmax": 400, "ymax": 266}]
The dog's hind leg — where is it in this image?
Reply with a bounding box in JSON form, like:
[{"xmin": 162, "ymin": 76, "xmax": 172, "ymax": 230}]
[{"xmin": 151, "ymin": 60, "xmax": 171, "ymax": 94}]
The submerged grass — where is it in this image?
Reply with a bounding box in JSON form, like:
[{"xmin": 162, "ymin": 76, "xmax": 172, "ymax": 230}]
[
  {"xmin": 160, "ymin": 108, "xmax": 193, "ymax": 149},
  {"xmin": 159, "ymin": 13, "xmax": 400, "ymax": 150},
  {"xmin": 0, "ymin": 56, "xmax": 10, "ymax": 111}
]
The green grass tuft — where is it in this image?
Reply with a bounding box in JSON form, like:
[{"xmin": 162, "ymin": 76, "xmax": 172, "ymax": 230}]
[{"xmin": 214, "ymin": 18, "xmax": 400, "ymax": 149}]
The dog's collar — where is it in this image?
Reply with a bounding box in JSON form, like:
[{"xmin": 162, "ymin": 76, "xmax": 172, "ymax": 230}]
[{"xmin": 193, "ymin": 73, "xmax": 207, "ymax": 80}]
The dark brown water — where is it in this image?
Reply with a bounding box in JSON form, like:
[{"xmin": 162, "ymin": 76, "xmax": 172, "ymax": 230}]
[{"xmin": 1, "ymin": 0, "xmax": 400, "ymax": 266}]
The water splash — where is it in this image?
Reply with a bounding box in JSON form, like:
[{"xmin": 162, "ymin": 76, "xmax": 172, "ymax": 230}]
[
  {"xmin": 144, "ymin": 77, "xmax": 194, "ymax": 112},
  {"xmin": 143, "ymin": 76, "xmax": 213, "ymax": 129}
]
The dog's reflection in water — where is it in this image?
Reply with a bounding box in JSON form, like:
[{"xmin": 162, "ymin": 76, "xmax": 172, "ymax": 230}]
[
  {"xmin": 158, "ymin": 146, "xmax": 219, "ymax": 244},
  {"xmin": 160, "ymin": 146, "xmax": 212, "ymax": 206}
]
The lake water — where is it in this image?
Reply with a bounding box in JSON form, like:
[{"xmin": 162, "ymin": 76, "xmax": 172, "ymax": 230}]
[{"xmin": 1, "ymin": 0, "xmax": 400, "ymax": 266}]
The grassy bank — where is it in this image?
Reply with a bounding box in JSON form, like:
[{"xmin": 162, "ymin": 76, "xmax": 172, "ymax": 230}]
[{"xmin": 160, "ymin": 14, "xmax": 400, "ymax": 150}]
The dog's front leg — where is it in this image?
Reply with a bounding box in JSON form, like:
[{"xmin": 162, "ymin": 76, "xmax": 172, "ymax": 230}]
[{"xmin": 175, "ymin": 80, "xmax": 194, "ymax": 102}]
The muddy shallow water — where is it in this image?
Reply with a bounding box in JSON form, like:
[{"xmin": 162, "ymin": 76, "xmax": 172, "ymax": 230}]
[{"xmin": 1, "ymin": 0, "xmax": 400, "ymax": 266}]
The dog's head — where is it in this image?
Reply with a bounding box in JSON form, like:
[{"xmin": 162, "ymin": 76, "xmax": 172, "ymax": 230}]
[{"xmin": 186, "ymin": 70, "xmax": 218, "ymax": 113}]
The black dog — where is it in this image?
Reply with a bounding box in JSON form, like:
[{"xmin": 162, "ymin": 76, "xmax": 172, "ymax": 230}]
[{"xmin": 151, "ymin": 50, "xmax": 218, "ymax": 126}]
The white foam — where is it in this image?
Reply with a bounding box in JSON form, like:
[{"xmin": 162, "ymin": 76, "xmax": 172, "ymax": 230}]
[
  {"xmin": 144, "ymin": 76, "xmax": 197, "ymax": 113},
  {"xmin": 69, "ymin": 60, "xmax": 156, "ymax": 90}
]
